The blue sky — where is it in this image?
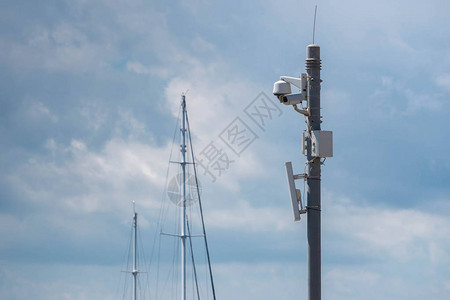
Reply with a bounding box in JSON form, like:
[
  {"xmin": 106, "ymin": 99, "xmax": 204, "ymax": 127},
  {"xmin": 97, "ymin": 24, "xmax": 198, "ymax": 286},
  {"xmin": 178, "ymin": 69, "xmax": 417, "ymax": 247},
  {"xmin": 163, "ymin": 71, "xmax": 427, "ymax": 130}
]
[{"xmin": 1, "ymin": 0, "xmax": 450, "ymax": 299}]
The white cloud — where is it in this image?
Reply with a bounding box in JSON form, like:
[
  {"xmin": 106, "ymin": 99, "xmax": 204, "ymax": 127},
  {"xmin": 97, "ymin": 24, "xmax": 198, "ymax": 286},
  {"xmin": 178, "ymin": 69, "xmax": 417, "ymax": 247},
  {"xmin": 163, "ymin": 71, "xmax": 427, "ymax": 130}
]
[
  {"xmin": 207, "ymin": 201, "xmax": 292, "ymax": 232},
  {"xmin": 27, "ymin": 102, "xmax": 58, "ymax": 123},
  {"xmin": 1, "ymin": 22, "xmax": 114, "ymax": 73},
  {"xmin": 163, "ymin": 58, "xmax": 271, "ymax": 191},
  {"xmin": 321, "ymin": 89, "xmax": 352, "ymax": 117},
  {"xmin": 79, "ymin": 101, "xmax": 108, "ymax": 131},
  {"xmin": 436, "ymin": 74, "xmax": 450, "ymax": 90},
  {"xmin": 324, "ymin": 194, "xmax": 450, "ymax": 264},
  {"xmin": 190, "ymin": 36, "xmax": 215, "ymax": 53},
  {"xmin": 126, "ymin": 61, "xmax": 150, "ymax": 75},
  {"xmin": 6, "ymin": 138, "xmax": 170, "ymax": 216},
  {"xmin": 212, "ymin": 262, "xmax": 307, "ymax": 300},
  {"xmin": 0, "ymin": 262, "xmax": 117, "ymax": 300},
  {"xmin": 403, "ymin": 88, "xmax": 442, "ymax": 114},
  {"xmin": 148, "ymin": 65, "xmax": 172, "ymax": 79},
  {"xmin": 369, "ymin": 76, "xmax": 443, "ymax": 117},
  {"xmin": 324, "ymin": 268, "xmax": 380, "ymax": 296},
  {"xmin": 114, "ymin": 109, "xmax": 148, "ymax": 140}
]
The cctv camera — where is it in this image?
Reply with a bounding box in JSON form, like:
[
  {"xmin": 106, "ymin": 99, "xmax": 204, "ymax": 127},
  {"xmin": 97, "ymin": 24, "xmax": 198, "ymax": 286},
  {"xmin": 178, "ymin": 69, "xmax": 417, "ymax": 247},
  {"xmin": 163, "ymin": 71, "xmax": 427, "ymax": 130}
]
[
  {"xmin": 273, "ymin": 80, "xmax": 291, "ymax": 97},
  {"xmin": 273, "ymin": 74, "xmax": 308, "ymax": 105},
  {"xmin": 280, "ymin": 93, "xmax": 305, "ymax": 105}
]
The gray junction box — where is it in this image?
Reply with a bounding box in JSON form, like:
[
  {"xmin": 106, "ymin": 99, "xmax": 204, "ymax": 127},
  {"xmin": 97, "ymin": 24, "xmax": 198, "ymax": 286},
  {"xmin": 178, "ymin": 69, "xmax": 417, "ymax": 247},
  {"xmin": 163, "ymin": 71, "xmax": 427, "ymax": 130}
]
[{"xmin": 311, "ymin": 130, "xmax": 333, "ymax": 158}]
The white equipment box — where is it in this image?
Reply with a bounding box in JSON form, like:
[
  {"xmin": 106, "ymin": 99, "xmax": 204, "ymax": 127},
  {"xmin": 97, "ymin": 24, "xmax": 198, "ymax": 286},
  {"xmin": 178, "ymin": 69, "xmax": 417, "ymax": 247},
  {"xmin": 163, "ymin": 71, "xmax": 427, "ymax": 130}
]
[{"xmin": 311, "ymin": 130, "xmax": 333, "ymax": 158}]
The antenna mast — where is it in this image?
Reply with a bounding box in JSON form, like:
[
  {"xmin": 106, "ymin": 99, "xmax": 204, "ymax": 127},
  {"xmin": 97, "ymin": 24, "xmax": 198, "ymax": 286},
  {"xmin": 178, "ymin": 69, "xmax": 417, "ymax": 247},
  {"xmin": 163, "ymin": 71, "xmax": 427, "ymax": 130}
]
[
  {"xmin": 132, "ymin": 202, "xmax": 139, "ymax": 300},
  {"xmin": 164, "ymin": 93, "xmax": 216, "ymax": 300},
  {"xmin": 180, "ymin": 94, "xmax": 187, "ymax": 300},
  {"xmin": 312, "ymin": 5, "xmax": 317, "ymax": 44},
  {"xmin": 306, "ymin": 43, "xmax": 323, "ymax": 300}
]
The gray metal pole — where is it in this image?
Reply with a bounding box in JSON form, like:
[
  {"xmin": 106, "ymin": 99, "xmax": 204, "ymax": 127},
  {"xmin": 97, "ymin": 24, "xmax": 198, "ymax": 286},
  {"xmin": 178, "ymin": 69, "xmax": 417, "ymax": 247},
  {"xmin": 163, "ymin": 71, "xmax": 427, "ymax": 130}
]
[
  {"xmin": 133, "ymin": 212, "xmax": 138, "ymax": 300},
  {"xmin": 306, "ymin": 44, "xmax": 321, "ymax": 300},
  {"xmin": 181, "ymin": 95, "xmax": 187, "ymax": 300}
]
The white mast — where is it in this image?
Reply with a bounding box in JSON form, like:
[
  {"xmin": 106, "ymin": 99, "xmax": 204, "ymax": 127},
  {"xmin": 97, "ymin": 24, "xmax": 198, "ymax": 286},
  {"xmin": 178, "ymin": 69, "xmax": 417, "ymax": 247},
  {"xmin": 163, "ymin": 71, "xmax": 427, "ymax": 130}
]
[
  {"xmin": 180, "ymin": 95, "xmax": 187, "ymax": 300},
  {"xmin": 132, "ymin": 201, "xmax": 138, "ymax": 300}
]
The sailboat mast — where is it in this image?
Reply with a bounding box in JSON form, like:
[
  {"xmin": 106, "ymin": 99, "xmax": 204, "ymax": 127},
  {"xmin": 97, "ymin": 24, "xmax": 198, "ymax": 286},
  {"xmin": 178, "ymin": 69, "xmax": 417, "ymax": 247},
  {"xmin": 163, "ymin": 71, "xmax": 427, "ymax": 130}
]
[
  {"xmin": 132, "ymin": 206, "xmax": 138, "ymax": 300},
  {"xmin": 181, "ymin": 95, "xmax": 187, "ymax": 300}
]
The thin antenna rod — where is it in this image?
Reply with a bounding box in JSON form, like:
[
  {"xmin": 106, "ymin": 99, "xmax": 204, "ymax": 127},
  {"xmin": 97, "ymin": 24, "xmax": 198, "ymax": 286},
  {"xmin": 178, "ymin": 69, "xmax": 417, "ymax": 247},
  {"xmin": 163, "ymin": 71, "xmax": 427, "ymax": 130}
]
[{"xmin": 313, "ymin": 5, "xmax": 317, "ymax": 44}]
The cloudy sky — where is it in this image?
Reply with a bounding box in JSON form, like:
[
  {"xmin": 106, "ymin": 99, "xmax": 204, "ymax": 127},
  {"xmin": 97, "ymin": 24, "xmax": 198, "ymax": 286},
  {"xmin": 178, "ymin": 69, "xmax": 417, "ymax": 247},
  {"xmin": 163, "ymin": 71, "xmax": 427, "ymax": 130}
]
[{"xmin": 1, "ymin": 0, "xmax": 450, "ymax": 299}]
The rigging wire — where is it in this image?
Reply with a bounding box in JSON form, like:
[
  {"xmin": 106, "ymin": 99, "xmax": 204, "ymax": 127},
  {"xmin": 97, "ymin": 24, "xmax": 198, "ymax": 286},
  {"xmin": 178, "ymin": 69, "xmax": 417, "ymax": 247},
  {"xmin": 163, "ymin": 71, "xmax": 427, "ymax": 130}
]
[
  {"xmin": 154, "ymin": 105, "xmax": 182, "ymax": 300},
  {"xmin": 186, "ymin": 109, "xmax": 217, "ymax": 300},
  {"xmin": 115, "ymin": 218, "xmax": 133, "ymax": 300},
  {"xmin": 186, "ymin": 215, "xmax": 201, "ymax": 300},
  {"xmin": 121, "ymin": 219, "xmax": 134, "ymax": 300},
  {"xmin": 137, "ymin": 218, "xmax": 150, "ymax": 300},
  {"xmin": 118, "ymin": 211, "xmax": 154, "ymax": 300}
]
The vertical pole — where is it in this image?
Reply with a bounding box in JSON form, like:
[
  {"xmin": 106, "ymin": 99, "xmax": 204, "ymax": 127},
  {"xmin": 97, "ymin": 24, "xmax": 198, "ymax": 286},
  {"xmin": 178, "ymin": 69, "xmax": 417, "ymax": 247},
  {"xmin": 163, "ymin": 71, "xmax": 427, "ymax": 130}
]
[
  {"xmin": 306, "ymin": 44, "xmax": 321, "ymax": 300},
  {"xmin": 133, "ymin": 211, "xmax": 138, "ymax": 300},
  {"xmin": 181, "ymin": 95, "xmax": 187, "ymax": 300}
]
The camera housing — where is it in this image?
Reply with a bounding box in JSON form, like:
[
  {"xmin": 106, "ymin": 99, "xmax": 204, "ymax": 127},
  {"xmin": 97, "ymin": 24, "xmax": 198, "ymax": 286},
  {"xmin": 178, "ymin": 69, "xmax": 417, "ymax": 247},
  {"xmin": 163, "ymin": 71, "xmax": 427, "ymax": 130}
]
[
  {"xmin": 273, "ymin": 74, "xmax": 308, "ymax": 105},
  {"xmin": 273, "ymin": 80, "xmax": 291, "ymax": 97},
  {"xmin": 280, "ymin": 93, "xmax": 304, "ymax": 105}
]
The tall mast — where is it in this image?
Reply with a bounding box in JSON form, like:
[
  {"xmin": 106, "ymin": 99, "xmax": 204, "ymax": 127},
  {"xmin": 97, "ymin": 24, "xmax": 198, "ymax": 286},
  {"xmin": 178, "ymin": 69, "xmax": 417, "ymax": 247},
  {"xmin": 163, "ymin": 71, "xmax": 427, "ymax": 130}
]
[
  {"xmin": 180, "ymin": 95, "xmax": 187, "ymax": 300},
  {"xmin": 306, "ymin": 44, "xmax": 322, "ymax": 300},
  {"xmin": 273, "ymin": 41, "xmax": 332, "ymax": 300},
  {"xmin": 132, "ymin": 201, "xmax": 138, "ymax": 300}
]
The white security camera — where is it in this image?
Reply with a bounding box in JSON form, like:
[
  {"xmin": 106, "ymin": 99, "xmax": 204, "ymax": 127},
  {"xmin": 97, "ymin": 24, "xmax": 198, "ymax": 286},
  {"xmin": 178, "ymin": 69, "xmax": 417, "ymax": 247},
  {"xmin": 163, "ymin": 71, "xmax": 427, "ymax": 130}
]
[
  {"xmin": 280, "ymin": 93, "xmax": 304, "ymax": 105},
  {"xmin": 272, "ymin": 74, "xmax": 308, "ymax": 105},
  {"xmin": 273, "ymin": 80, "xmax": 292, "ymax": 97}
]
